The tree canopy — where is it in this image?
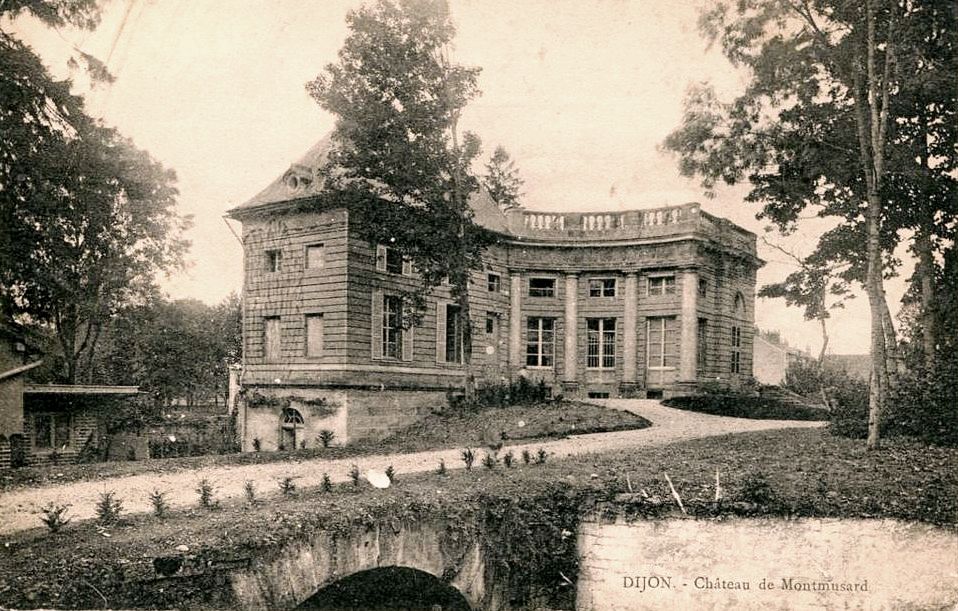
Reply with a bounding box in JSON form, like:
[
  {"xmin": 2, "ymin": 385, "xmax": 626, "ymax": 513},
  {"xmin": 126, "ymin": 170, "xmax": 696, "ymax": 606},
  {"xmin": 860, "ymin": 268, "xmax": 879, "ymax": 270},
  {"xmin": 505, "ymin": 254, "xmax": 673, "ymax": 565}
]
[
  {"xmin": 1, "ymin": 0, "xmax": 191, "ymax": 382},
  {"xmin": 482, "ymin": 145, "xmax": 524, "ymax": 209},
  {"xmin": 663, "ymin": 0, "xmax": 956, "ymax": 448},
  {"xmin": 306, "ymin": 0, "xmax": 491, "ymax": 394}
]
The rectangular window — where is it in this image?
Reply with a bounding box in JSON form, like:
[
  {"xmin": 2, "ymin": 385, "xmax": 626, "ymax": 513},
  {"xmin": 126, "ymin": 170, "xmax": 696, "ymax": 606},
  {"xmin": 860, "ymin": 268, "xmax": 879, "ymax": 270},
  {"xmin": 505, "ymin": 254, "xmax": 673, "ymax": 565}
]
[
  {"xmin": 385, "ymin": 247, "xmax": 404, "ymax": 274},
  {"xmin": 445, "ymin": 304, "xmax": 463, "ymax": 363},
  {"xmin": 305, "ymin": 244, "xmax": 325, "ymax": 270},
  {"xmin": 265, "ymin": 249, "xmax": 282, "ymax": 273},
  {"xmin": 264, "ymin": 316, "xmax": 281, "ymax": 361},
  {"xmin": 526, "ymin": 317, "xmax": 556, "ymax": 367},
  {"xmin": 376, "ymin": 244, "xmax": 411, "ymax": 275},
  {"xmin": 733, "ymin": 326, "xmax": 742, "ymax": 373},
  {"xmin": 35, "ymin": 414, "xmax": 70, "ymax": 450},
  {"xmin": 697, "ymin": 318, "xmax": 708, "ymax": 373},
  {"xmin": 698, "ymin": 278, "xmax": 708, "ymax": 298},
  {"xmin": 587, "ymin": 391, "xmax": 610, "ymax": 399},
  {"xmin": 589, "ymin": 278, "xmax": 617, "ymax": 297},
  {"xmin": 646, "ymin": 316, "xmax": 677, "ymax": 368},
  {"xmin": 587, "ymin": 318, "xmax": 616, "ymax": 369},
  {"xmin": 382, "ymin": 295, "xmax": 403, "ymax": 359},
  {"xmin": 487, "ymin": 273, "xmax": 501, "ymax": 292},
  {"xmin": 647, "ymin": 275, "xmax": 676, "ymax": 296},
  {"xmin": 485, "ymin": 313, "xmax": 498, "ymax": 335},
  {"xmin": 305, "ymin": 314, "xmax": 324, "ymax": 357},
  {"xmin": 528, "ymin": 277, "xmax": 556, "ymax": 297}
]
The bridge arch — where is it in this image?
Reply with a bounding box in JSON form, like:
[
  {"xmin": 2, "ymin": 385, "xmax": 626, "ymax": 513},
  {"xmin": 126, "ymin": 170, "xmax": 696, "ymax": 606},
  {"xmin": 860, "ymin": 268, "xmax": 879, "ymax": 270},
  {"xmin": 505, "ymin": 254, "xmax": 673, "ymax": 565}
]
[
  {"xmin": 229, "ymin": 517, "xmax": 493, "ymax": 610},
  {"xmin": 297, "ymin": 565, "xmax": 472, "ymax": 609}
]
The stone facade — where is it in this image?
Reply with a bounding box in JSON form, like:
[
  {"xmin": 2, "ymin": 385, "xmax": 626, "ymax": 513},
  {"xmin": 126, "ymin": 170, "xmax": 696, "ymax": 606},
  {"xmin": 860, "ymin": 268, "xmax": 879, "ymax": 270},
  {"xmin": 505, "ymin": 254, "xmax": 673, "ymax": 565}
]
[{"xmin": 228, "ymin": 139, "xmax": 762, "ymax": 446}]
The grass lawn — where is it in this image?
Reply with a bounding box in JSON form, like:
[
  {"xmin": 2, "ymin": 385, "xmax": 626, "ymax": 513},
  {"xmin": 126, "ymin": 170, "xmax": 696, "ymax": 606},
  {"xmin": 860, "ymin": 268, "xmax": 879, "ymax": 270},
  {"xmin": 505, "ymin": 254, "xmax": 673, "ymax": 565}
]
[
  {"xmin": 663, "ymin": 394, "xmax": 830, "ymax": 421},
  {"xmin": 0, "ymin": 400, "xmax": 649, "ymax": 491},
  {"xmin": 0, "ymin": 428, "xmax": 954, "ymax": 608}
]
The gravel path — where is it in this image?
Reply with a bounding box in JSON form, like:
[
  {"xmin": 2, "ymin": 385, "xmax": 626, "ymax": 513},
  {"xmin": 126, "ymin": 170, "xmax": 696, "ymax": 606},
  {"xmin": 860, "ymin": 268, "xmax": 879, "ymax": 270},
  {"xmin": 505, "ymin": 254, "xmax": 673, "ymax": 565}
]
[{"xmin": 0, "ymin": 400, "xmax": 822, "ymax": 535}]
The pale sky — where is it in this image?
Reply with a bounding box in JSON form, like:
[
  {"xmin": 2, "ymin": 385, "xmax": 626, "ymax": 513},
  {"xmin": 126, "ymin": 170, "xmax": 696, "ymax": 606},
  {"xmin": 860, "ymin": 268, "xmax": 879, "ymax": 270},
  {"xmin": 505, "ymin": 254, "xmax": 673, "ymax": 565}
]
[{"xmin": 8, "ymin": 0, "xmax": 908, "ymax": 355}]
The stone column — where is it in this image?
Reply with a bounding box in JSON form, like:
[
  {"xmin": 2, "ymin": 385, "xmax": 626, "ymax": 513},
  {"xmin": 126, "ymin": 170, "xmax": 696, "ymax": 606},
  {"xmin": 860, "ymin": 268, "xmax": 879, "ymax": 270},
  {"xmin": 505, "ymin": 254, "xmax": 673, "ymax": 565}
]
[
  {"xmin": 679, "ymin": 269, "xmax": 699, "ymax": 382},
  {"xmin": 622, "ymin": 273, "xmax": 638, "ymax": 387},
  {"xmin": 509, "ymin": 272, "xmax": 523, "ymax": 369},
  {"xmin": 563, "ymin": 273, "xmax": 578, "ymax": 384}
]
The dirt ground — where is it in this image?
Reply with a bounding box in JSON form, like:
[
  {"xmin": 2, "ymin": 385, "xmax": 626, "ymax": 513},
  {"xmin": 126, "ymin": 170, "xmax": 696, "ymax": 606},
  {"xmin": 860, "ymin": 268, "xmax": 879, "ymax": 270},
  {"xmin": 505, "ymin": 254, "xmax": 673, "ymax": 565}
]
[{"xmin": 0, "ymin": 400, "xmax": 822, "ymax": 535}]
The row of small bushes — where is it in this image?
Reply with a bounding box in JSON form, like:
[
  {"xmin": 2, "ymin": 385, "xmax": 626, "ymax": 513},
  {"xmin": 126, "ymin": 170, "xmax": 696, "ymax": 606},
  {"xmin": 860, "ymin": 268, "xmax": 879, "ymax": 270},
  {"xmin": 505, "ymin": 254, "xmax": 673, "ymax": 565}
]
[
  {"xmin": 448, "ymin": 377, "xmax": 552, "ymax": 412},
  {"xmin": 662, "ymin": 393, "xmax": 829, "ymax": 421}
]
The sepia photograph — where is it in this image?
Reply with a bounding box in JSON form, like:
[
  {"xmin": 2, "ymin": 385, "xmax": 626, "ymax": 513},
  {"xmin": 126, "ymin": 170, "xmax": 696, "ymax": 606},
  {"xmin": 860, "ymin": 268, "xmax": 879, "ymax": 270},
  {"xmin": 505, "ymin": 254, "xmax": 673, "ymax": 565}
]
[{"xmin": 0, "ymin": 0, "xmax": 955, "ymax": 609}]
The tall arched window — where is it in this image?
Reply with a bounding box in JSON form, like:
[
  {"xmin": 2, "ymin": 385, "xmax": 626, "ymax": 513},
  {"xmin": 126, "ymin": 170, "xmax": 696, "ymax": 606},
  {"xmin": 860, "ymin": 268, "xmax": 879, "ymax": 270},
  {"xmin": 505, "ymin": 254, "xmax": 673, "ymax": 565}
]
[{"xmin": 731, "ymin": 292, "xmax": 745, "ymax": 374}]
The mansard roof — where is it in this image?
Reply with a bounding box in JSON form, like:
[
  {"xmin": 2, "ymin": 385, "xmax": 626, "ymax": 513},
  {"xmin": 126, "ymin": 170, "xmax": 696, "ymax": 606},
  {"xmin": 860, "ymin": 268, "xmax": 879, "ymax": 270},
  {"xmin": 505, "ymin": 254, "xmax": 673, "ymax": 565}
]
[
  {"xmin": 228, "ymin": 134, "xmax": 511, "ymax": 233},
  {"xmin": 228, "ymin": 136, "xmax": 758, "ymax": 261}
]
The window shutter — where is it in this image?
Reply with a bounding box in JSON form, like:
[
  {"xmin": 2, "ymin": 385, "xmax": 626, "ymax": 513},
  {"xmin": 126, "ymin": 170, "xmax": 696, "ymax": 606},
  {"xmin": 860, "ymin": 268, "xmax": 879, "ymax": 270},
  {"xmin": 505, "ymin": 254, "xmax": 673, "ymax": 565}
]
[
  {"xmin": 402, "ymin": 325, "xmax": 414, "ymax": 361},
  {"xmin": 435, "ymin": 302, "xmax": 447, "ymax": 364},
  {"xmin": 376, "ymin": 245, "xmax": 387, "ymax": 272},
  {"xmin": 371, "ymin": 290, "xmax": 383, "ymax": 359},
  {"xmin": 402, "ymin": 259, "xmax": 413, "ymax": 276}
]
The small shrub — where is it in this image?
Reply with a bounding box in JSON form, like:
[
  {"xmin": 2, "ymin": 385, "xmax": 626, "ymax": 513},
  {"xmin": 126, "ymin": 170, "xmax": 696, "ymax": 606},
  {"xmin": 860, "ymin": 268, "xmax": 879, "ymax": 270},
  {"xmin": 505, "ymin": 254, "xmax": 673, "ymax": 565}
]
[
  {"xmin": 436, "ymin": 459, "xmax": 447, "ymax": 476},
  {"xmin": 48, "ymin": 450, "xmax": 61, "ymax": 466},
  {"xmin": 252, "ymin": 438, "xmax": 261, "ymax": 452},
  {"xmin": 482, "ymin": 453, "xmax": 497, "ymax": 470},
  {"xmin": 126, "ymin": 447, "xmax": 137, "ymax": 461},
  {"xmin": 149, "ymin": 489, "xmax": 169, "ymax": 518},
  {"xmin": 385, "ymin": 465, "xmax": 395, "ymax": 483},
  {"xmin": 739, "ymin": 472, "xmax": 777, "ymax": 506},
  {"xmin": 279, "ymin": 477, "xmax": 296, "ymax": 496},
  {"xmin": 317, "ymin": 429, "xmax": 335, "ymax": 448},
  {"xmin": 40, "ymin": 503, "xmax": 70, "ymax": 533},
  {"xmin": 95, "ymin": 491, "xmax": 123, "ymax": 525},
  {"xmin": 522, "ymin": 448, "xmax": 531, "ymax": 464},
  {"xmin": 300, "ymin": 439, "xmax": 307, "ymax": 450},
  {"xmin": 244, "ymin": 481, "xmax": 256, "ymax": 504},
  {"xmin": 535, "ymin": 448, "xmax": 548, "ymax": 464},
  {"xmin": 321, "ymin": 473, "xmax": 332, "ymax": 492},
  {"xmin": 461, "ymin": 448, "xmax": 475, "ymax": 470},
  {"xmin": 196, "ymin": 479, "xmax": 218, "ymax": 510},
  {"xmin": 503, "ymin": 451, "xmax": 514, "ymax": 468},
  {"xmin": 348, "ymin": 464, "xmax": 360, "ymax": 487}
]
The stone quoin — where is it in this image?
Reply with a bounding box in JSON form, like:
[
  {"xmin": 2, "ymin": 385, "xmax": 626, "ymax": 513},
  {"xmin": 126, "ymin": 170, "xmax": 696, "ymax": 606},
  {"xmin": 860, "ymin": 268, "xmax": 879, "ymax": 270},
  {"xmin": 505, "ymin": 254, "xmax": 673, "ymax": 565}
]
[{"xmin": 226, "ymin": 136, "xmax": 762, "ymax": 449}]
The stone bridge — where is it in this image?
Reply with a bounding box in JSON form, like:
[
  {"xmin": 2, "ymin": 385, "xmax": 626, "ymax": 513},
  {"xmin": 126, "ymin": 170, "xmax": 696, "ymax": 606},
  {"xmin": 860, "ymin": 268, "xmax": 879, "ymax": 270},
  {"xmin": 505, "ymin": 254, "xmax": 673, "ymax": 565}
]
[
  {"xmin": 132, "ymin": 513, "xmax": 957, "ymax": 610},
  {"xmin": 228, "ymin": 515, "xmax": 494, "ymax": 610}
]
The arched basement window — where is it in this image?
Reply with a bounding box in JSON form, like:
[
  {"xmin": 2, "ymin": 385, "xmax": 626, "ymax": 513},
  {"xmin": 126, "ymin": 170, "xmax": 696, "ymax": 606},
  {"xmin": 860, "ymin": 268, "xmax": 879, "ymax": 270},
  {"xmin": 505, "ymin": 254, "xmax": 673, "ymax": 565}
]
[
  {"xmin": 279, "ymin": 407, "xmax": 305, "ymax": 451},
  {"xmin": 282, "ymin": 408, "xmax": 304, "ymax": 426}
]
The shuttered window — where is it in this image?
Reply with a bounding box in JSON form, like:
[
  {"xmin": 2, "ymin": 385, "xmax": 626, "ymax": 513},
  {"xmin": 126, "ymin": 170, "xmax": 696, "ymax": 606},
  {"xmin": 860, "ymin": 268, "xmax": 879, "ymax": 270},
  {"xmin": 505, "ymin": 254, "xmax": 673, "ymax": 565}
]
[
  {"xmin": 305, "ymin": 314, "xmax": 324, "ymax": 357},
  {"xmin": 264, "ymin": 316, "xmax": 281, "ymax": 361},
  {"xmin": 305, "ymin": 244, "xmax": 325, "ymax": 270},
  {"xmin": 376, "ymin": 244, "xmax": 411, "ymax": 275}
]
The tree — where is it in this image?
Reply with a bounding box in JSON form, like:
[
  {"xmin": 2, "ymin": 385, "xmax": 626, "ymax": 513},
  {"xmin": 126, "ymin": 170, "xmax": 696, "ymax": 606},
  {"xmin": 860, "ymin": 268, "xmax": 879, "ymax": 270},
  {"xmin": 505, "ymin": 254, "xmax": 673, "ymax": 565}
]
[
  {"xmin": 306, "ymin": 0, "xmax": 491, "ymax": 398},
  {"xmin": 1, "ymin": 1, "xmax": 191, "ymax": 382},
  {"xmin": 482, "ymin": 145, "xmax": 524, "ymax": 209},
  {"xmin": 97, "ymin": 295, "xmax": 241, "ymax": 407},
  {"xmin": 663, "ymin": 0, "xmax": 956, "ymax": 449},
  {"xmin": 757, "ymin": 236, "xmax": 853, "ymax": 364}
]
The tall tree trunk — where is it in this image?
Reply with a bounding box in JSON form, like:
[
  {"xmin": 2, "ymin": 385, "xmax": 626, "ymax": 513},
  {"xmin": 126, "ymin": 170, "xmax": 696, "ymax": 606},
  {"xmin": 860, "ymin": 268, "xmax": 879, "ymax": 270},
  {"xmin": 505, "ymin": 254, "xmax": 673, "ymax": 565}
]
[
  {"xmin": 916, "ymin": 110, "xmax": 938, "ymax": 371},
  {"xmin": 916, "ymin": 230, "xmax": 937, "ymax": 370},
  {"xmin": 817, "ymin": 316, "xmax": 829, "ymax": 365}
]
